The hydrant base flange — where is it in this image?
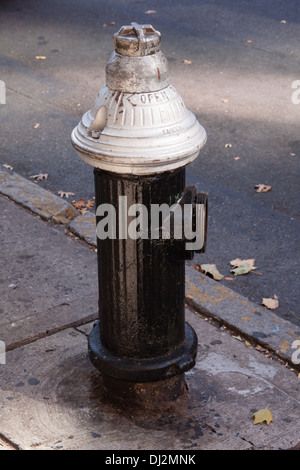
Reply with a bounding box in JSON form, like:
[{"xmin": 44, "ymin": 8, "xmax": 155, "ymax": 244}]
[
  {"xmin": 88, "ymin": 321, "xmax": 198, "ymax": 383},
  {"xmin": 101, "ymin": 374, "xmax": 187, "ymax": 411}
]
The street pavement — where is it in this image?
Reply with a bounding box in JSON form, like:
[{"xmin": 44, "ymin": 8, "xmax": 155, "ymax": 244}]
[
  {"xmin": 0, "ymin": 193, "xmax": 299, "ymax": 451},
  {"xmin": 0, "ymin": 0, "xmax": 300, "ymax": 452},
  {"xmin": 0, "ymin": 0, "xmax": 299, "ymax": 326}
]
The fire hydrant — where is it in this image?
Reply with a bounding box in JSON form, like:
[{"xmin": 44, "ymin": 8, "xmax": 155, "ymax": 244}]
[{"xmin": 71, "ymin": 23, "xmax": 207, "ymax": 407}]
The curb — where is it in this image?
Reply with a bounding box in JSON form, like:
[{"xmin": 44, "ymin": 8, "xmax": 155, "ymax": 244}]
[
  {"xmin": 1, "ymin": 168, "xmax": 299, "ymax": 371},
  {"xmin": 68, "ymin": 211, "xmax": 97, "ymax": 246},
  {"xmin": 185, "ymin": 265, "xmax": 300, "ymax": 370},
  {"xmin": 0, "ymin": 169, "xmax": 79, "ymax": 224}
]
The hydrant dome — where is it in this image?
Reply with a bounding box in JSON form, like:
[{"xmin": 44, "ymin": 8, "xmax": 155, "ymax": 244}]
[{"xmin": 71, "ymin": 23, "xmax": 207, "ymax": 175}]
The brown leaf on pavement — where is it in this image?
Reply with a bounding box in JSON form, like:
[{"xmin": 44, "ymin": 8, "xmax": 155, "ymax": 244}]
[
  {"xmin": 230, "ymin": 258, "xmax": 257, "ymax": 275},
  {"xmin": 200, "ymin": 264, "xmax": 224, "ymax": 281},
  {"xmin": 262, "ymin": 294, "xmax": 279, "ymax": 309},
  {"xmin": 3, "ymin": 163, "xmax": 13, "ymax": 170},
  {"xmin": 230, "ymin": 258, "xmax": 256, "ymax": 268},
  {"xmin": 72, "ymin": 198, "xmax": 94, "ymax": 214},
  {"xmin": 192, "ymin": 264, "xmax": 203, "ymax": 272},
  {"xmin": 58, "ymin": 190, "xmax": 75, "ymax": 198},
  {"xmin": 252, "ymin": 408, "xmax": 273, "ymax": 425},
  {"xmin": 85, "ymin": 199, "xmax": 95, "ymax": 209},
  {"xmin": 72, "ymin": 198, "xmax": 86, "ymax": 209},
  {"xmin": 30, "ymin": 173, "xmax": 48, "ymax": 182},
  {"xmin": 103, "ymin": 22, "xmax": 116, "ymax": 27},
  {"xmin": 254, "ymin": 184, "xmax": 272, "ymax": 193}
]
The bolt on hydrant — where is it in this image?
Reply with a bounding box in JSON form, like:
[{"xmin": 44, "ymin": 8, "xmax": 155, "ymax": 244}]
[{"xmin": 71, "ymin": 24, "xmax": 207, "ymax": 408}]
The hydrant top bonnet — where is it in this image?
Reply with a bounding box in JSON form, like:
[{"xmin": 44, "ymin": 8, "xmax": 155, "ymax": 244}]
[{"xmin": 71, "ymin": 23, "xmax": 207, "ymax": 175}]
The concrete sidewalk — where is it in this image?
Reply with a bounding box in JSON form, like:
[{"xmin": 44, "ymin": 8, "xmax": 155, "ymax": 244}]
[{"xmin": 0, "ymin": 180, "xmax": 299, "ymax": 450}]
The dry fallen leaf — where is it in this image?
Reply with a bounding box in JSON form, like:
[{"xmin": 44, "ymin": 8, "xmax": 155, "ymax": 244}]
[
  {"xmin": 221, "ymin": 99, "xmax": 229, "ymax": 103},
  {"xmin": 30, "ymin": 173, "xmax": 48, "ymax": 182},
  {"xmin": 192, "ymin": 264, "xmax": 202, "ymax": 272},
  {"xmin": 200, "ymin": 264, "xmax": 224, "ymax": 281},
  {"xmin": 8, "ymin": 283, "xmax": 17, "ymax": 289},
  {"xmin": 231, "ymin": 266, "xmax": 251, "ymax": 275},
  {"xmin": 183, "ymin": 59, "xmax": 192, "ymax": 64},
  {"xmin": 262, "ymin": 294, "xmax": 279, "ymax": 310},
  {"xmin": 35, "ymin": 56, "xmax": 47, "ymax": 60},
  {"xmin": 247, "ymin": 40, "xmax": 253, "ymax": 43},
  {"xmin": 3, "ymin": 163, "xmax": 13, "ymax": 170},
  {"xmin": 85, "ymin": 199, "xmax": 95, "ymax": 209},
  {"xmin": 252, "ymin": 408, "xmax": 273, "ymax": 425},
  {"xmin": 103, "ymin": 21, "xmax": 116, "ymax": 27},
  {"xmin": 72, "ymin": 198, "xmax": 86, "ymax": 209},
  {"xmin": 33, "ymin": 123, "xmax": 40, "ymax": 129},
  {"xmin": 255, "ymin": 344, "xmax": 268, "ymax": 352},
  {"xmin": 232, "ymin": 335, "xmax": 242, "ymax": 341},
  {"xmin": 58, "ymin": 190, "xmax": 75, "ymax": 198},
  {"xmin": 230, "ymin": 258, "xmax": 256, "ymax": 268},
  {"xmin": 254, "ymin": 184, "xmax": 272, "ymax": 193},
  {"xmin": 230, "ymin": 258, "xmax": 257, "ymax": 276},
  {"xmin": 71, "ymin": 198, "xmax": 94, "ymax": 214}
]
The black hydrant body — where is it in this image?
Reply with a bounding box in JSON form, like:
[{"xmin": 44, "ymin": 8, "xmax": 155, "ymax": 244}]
[{"xmin": 71, "ymin": 24, "xmax": 207, "ymax": 406}]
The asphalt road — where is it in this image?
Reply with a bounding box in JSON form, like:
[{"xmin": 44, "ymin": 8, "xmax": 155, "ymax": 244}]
[{"xmin": 0, "ymin": 0, "xmax": 299, "ymax": 325}]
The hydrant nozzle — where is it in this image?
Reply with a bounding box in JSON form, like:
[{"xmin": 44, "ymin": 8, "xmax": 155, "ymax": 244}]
[{"xmin": 113, "ymin": 23, "xmax": 161, "ymax": 56}]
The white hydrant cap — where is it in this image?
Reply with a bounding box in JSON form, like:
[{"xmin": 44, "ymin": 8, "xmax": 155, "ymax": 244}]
[{"xmin": 71, "ymin": 23, "xmax": 206, "ymax": 175}]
